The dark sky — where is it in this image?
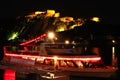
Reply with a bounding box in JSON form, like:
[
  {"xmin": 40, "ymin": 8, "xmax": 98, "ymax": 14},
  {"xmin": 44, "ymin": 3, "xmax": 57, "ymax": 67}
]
[{"xmin": 0, "ymin": 0, "xmax": 120, "ymax": 25}]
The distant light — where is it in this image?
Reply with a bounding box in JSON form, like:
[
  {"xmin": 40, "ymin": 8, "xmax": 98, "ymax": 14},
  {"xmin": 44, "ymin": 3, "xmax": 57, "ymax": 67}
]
[
  {"xmin": 54, "ymin": 37, "xmax": 58, "ymax": 40},
  {"xmin": 47, "ymin": 10, "xmax": 55, "ymax": 14},
  {"xmin": 91, "ymin": 17, "xmax": 100, "ymax": 22},
  {"xmin": 112, "ymin": 40, "xmax": 116, "ymax": 43},
  {"xmin": 65, "ymin": 40, "xmax": 70, "ymax": 44},
  {"xmin": 8, "ymin": 32, "xmax": 18, "ymax": 40},
  {"xmin": 35, "ymin": 11, "xmax": 45, "ymax": 15},
  {"xmin": 48, "ymin": 32, "xmax": 55, "ymax": 39},
  {"xmin": 53, "ymin": 56, "xmax": 58, "ymax": 60},
  {"xmin": 54, "ymin": 13, "xmax": 60, "ymax": 17},
  {"xmin": 46, "ymin": 10, "xmax": 55, "ymax": 17}
]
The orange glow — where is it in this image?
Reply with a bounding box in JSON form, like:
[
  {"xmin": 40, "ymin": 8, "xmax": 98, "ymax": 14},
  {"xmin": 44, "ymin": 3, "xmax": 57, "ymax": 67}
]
[
  {"xmin": 46, "ymin": 10, "xmax": 55, "ymax": 17},
  {"xmin": 65, "ymin": 40, "xmax": 69, "ymax": 44},
  {"xmin": 35, "ymin": 11, "xmax": 45, "ymax": 15},
  {"xmin": 28, "ymin": 57, "xmax": 36, "ymax": 60},
  {"xmin": 60, "ymin": 17, "xmax": 73, "ymax": 22},
  {"xmin": 91, "ymin": 17, "xmax": 100, "ymax": 22},
  {"xmin": 47, "ymin": 32, "xmax": 55, "ymax": 39},
  {"xmin": 92, "ymin": 47, "xmax": 100, "ymax": 55},
  {"xmin": 53, "ymin": 56, "xmax": 58, "ymax": 60},
  {"xmin": 54, "ymin": 13, "xmax": 60, "ymax": 17},
  {"xmin": 53, "ymin": 56, "xmax": 59, "ymax": 68}
]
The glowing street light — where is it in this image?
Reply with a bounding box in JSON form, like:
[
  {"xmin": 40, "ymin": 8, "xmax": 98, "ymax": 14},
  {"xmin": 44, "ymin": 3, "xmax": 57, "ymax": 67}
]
[
  {"xmin": 47, "ymin": 32, "xmax": 56, "ymax": 43},
  {"xmin": 47, "ymin": 32, "xmax": 55, "ymax": 39},
  {"xmin": 65, "ymin": 40, "xmax": 70, "ymax": 44}
]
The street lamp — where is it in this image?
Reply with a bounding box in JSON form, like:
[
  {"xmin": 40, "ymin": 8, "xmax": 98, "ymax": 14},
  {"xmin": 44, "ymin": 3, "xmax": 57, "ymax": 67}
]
[
  {"xmin": 65, "ymin": 40, "xmax": 70, "ymax": 44},
  {"xmin": 47, "ymin": 32, "xmax": 55, "ymax": 43},
  {"xmin": 48, "ymin": 32, "xmax": 55, "ymax": 39}
]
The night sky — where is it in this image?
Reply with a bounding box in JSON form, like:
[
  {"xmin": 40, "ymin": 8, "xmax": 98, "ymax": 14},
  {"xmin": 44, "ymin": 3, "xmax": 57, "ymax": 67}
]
[{"xmin": 0, "ymin": 0, "xmax": 120, "ymax": 25}]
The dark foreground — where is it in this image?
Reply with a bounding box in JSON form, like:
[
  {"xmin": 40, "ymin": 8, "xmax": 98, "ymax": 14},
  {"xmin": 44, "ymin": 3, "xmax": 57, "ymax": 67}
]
[{"xmin": 0, "ymin": 69, "xmax": 120, "ymax": 80}]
